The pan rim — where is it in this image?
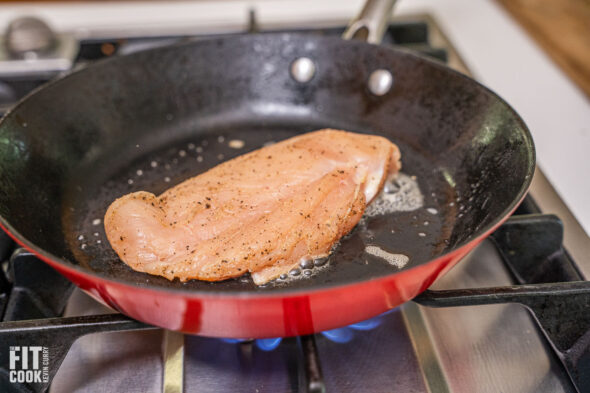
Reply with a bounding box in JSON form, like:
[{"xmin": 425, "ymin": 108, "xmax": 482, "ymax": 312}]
[{"xmin": 0, "ymin": 33, "xmax": 536, "ymax": 298}]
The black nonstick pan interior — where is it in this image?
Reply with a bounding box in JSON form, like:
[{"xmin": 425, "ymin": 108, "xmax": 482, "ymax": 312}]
[{"xmin": 0, "ymin": 34, "xmax": 534, "ymax": 293}]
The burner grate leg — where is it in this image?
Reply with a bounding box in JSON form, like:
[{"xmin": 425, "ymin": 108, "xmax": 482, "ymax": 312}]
[
  {"xmin": 162, "ymin": 330, "xmax": 184, "ymax": 393},
  {"xmin": 297, "ymin": 334, "xmax": 326, "ymax": 393}
]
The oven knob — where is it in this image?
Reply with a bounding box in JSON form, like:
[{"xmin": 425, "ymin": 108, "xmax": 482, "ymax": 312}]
[{"xmin": 4, "ymin": 16, "xmax": 56, "ymax": 58}]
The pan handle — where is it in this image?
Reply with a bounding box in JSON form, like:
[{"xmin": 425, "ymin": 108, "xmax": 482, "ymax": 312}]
[{"xmin": 342, "ymin": 0, "xmax": 397, "ymax": 44}]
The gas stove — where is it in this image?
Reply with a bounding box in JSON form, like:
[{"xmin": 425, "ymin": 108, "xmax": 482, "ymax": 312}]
[{"xmin": 0, "ymin": 11, "xmax": 588, "ymax": 393}]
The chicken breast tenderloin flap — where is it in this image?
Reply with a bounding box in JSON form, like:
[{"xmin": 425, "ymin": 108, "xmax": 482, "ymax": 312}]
[{"xmin": 104, "ymin": 129, "xmax": 401, "ymax": 285}]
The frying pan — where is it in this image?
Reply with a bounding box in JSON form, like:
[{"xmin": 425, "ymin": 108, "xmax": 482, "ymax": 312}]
[{"xmin": 0, "ymin": 0, "xmax": 534, "ymax": 338}]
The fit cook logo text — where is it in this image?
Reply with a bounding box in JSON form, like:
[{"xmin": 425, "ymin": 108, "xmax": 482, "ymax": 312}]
[{"xmin": 9, "ymin": 346, "xmax": 49, "ymax": 384}]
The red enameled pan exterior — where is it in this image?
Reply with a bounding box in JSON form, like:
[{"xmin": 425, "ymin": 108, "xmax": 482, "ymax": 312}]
[
  {"xmin": 0, "ymin": 204, "xmax": 518, "ymax": 338},
  {"xmin": 0, "ymin": 35, "xmax": 535, "ymax": 337}
]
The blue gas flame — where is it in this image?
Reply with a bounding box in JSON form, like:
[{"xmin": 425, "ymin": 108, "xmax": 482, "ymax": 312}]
[
  {"xmin": 220, "ymin": 311, "xmax": 389, "ymax": 349},
  {"xmin": 320, "ymin": 327, "xmax": 354, "ymax": 343},
  {"xmin": 256, "ymin": 337, "xmax": 283, "ymax": 351},
  {"xmin": 220, "ymin": 338, "xmax": 246, "ymax": 344},
  {"xmin": 348, "ymin": 316, "xmax": 382, "ymax": 331}
]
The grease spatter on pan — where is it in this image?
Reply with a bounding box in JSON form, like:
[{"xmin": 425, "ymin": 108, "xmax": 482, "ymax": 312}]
[
  {"xmin": 364, "ymin": 246, "xmax": 409, "ymax": 269},
  {"xmin": 228, "ymin": 139, "xmax": 245, "ymax": 149},
  {"xmin": 364, "ymin": 173, "xmax": 424, "ymax": 217}
]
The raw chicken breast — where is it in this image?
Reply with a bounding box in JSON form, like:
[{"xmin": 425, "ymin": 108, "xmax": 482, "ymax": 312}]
[{"xmin": 104, "ymin": 129, "xmax": 401, "ymax": 284}]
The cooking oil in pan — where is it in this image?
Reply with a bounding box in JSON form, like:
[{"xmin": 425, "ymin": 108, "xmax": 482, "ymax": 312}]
[
  {"xmin": 364, "ymin": 245, "xmax": 409, "ymax": 268},
  {"xmin": 364, "ymin": 173, "xmax": 424, "ymax": 217},
  {"xmin": 68, "ymin": 130, "xmax": 453, "ymax": 291},
  {"xmin": 358, "ymin": 172, "xmax": 429, "ymax": 269},
  {"xmin": 261, "ymin": 256, "xmax": 332, "ymax": 287},
  {"xmin": 271, "ymin": 172, "xmax": 426, "ymax": 286}
]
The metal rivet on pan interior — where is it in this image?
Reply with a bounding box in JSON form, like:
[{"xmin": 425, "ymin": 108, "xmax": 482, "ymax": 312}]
[
  {"xmin": 314, "ymin": 257, "xmax": 328, "ymax": 267},
  {"xmin": 368, "ymin": 69, "xmax": 393, "ymax": 96},
  {"xmin": 290, "ymin": 57, "xmax": 316, "ymax": 83}
]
